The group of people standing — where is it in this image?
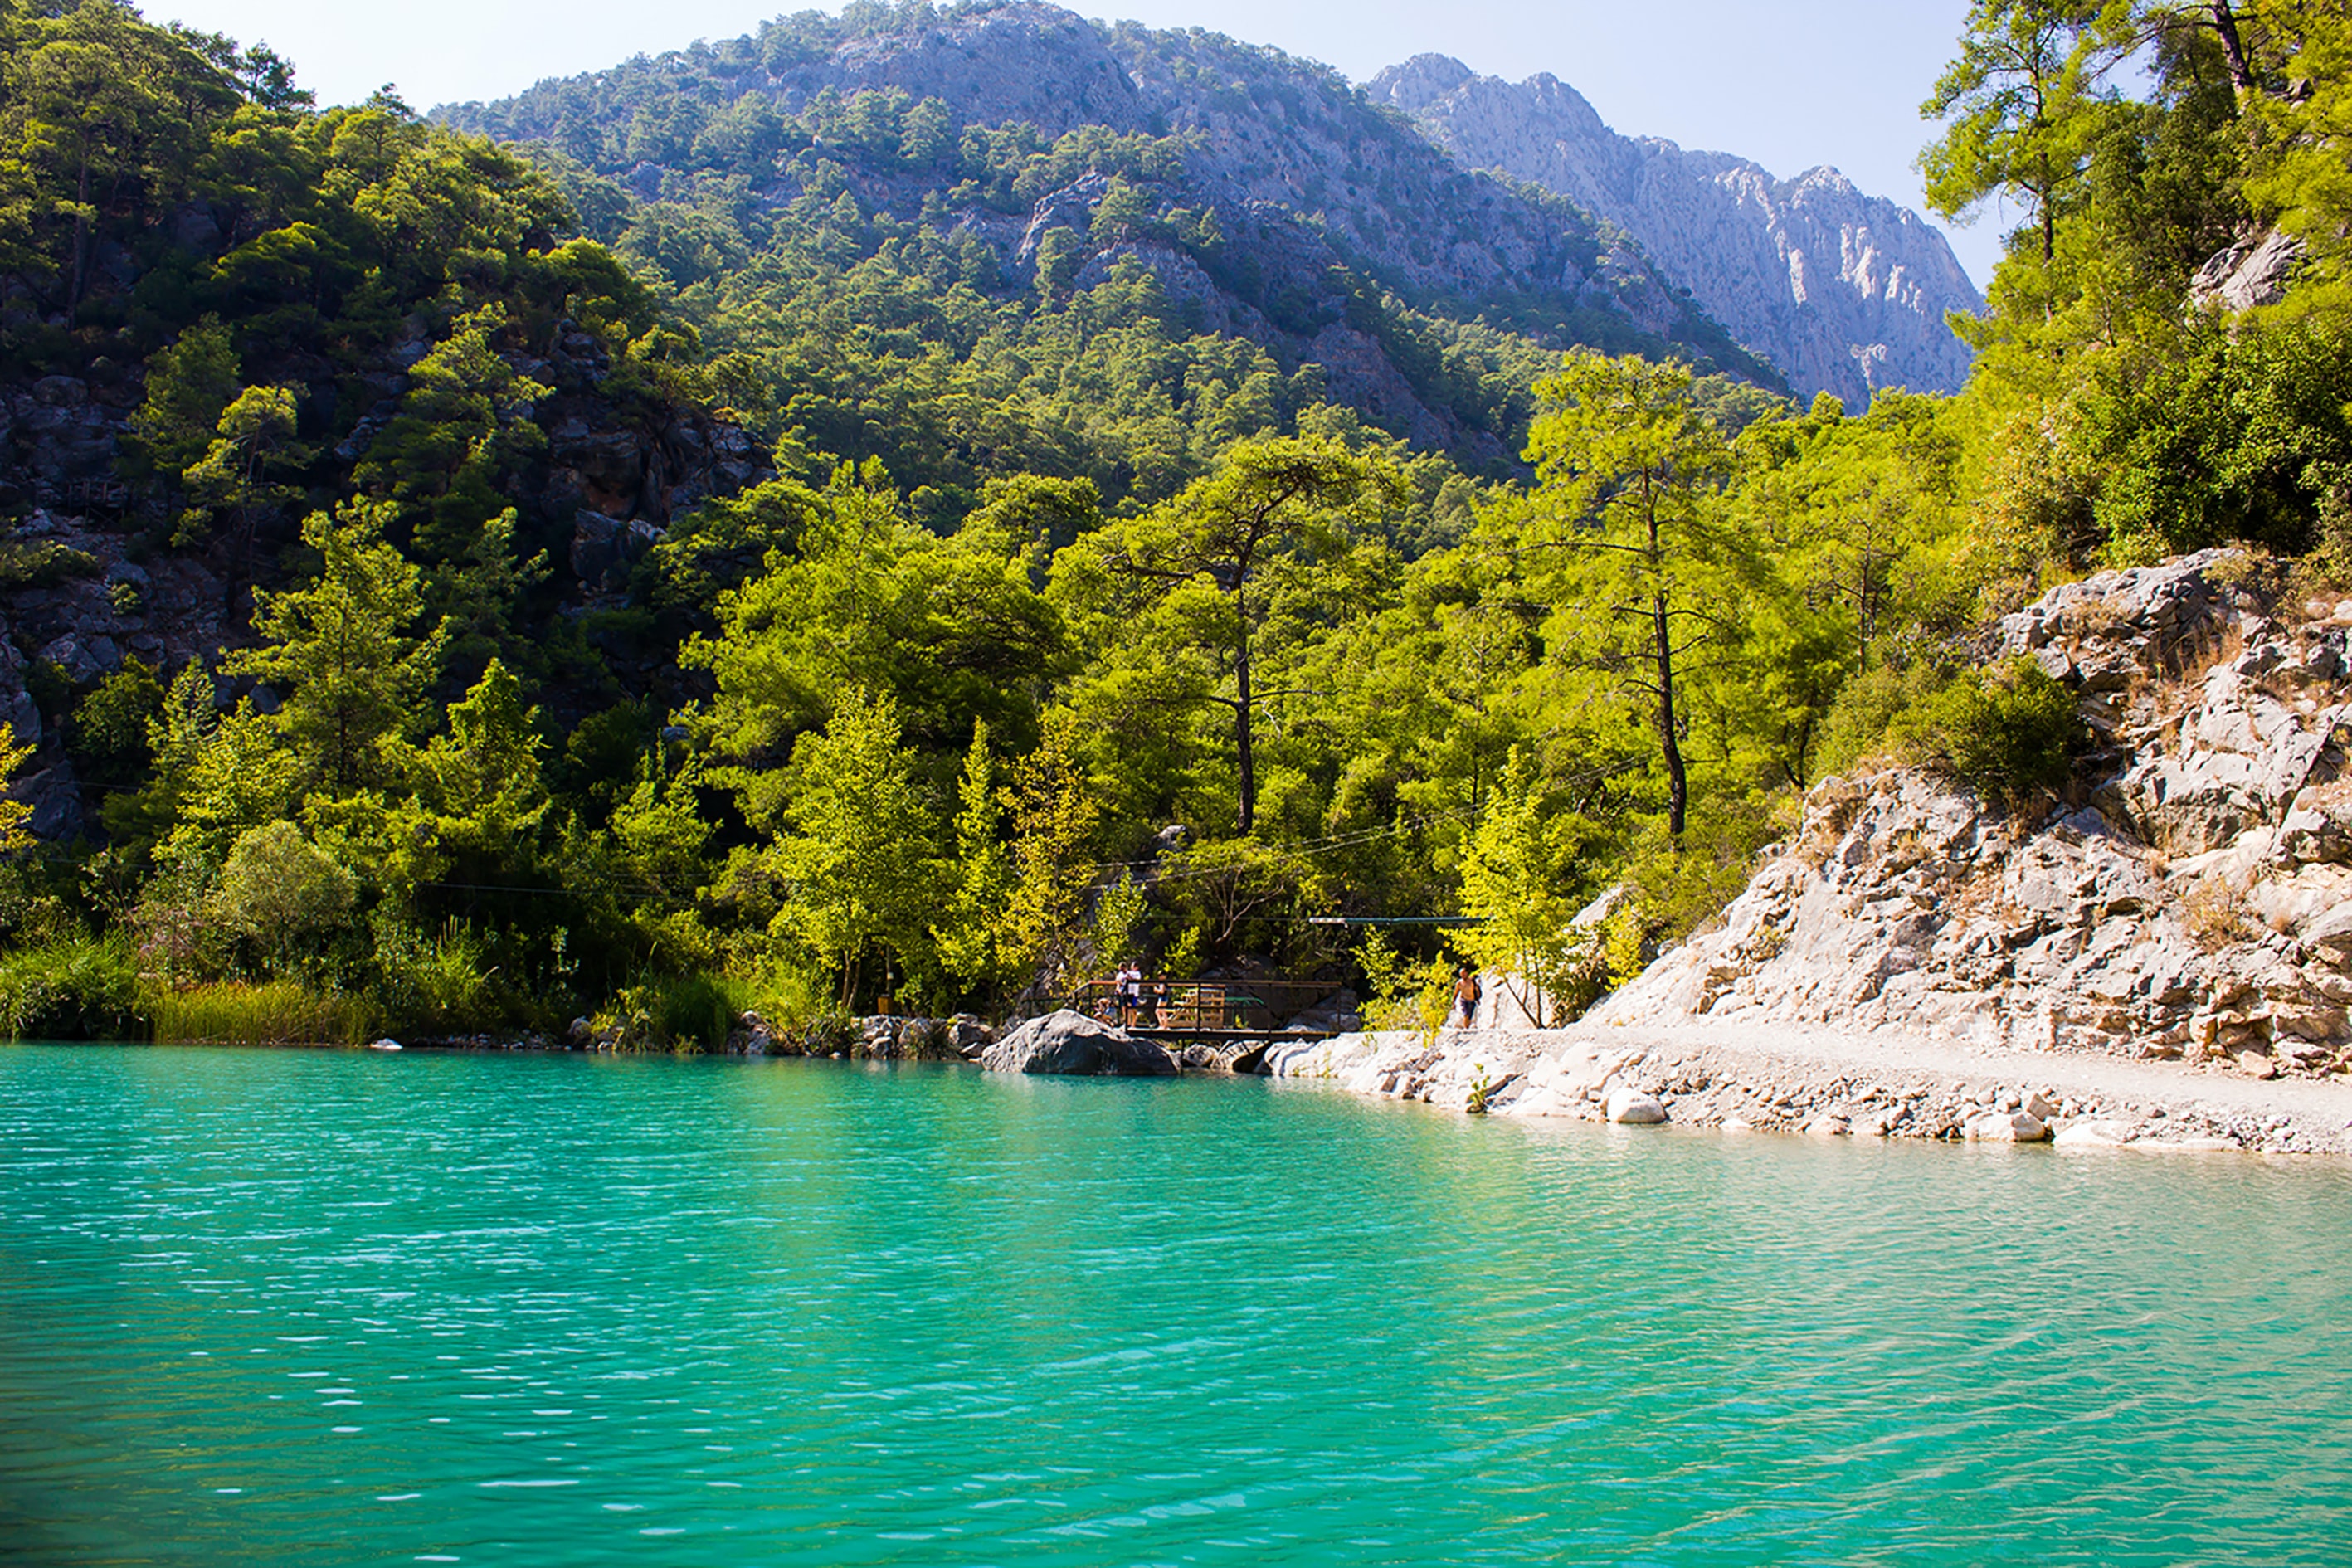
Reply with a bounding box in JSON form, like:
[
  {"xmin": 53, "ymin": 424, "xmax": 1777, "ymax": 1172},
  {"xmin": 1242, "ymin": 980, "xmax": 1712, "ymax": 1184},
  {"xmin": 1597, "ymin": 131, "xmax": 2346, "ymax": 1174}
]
[{"xmin": 1112, "ymin": 961, "xmax": 1167, "ymax": 1029}]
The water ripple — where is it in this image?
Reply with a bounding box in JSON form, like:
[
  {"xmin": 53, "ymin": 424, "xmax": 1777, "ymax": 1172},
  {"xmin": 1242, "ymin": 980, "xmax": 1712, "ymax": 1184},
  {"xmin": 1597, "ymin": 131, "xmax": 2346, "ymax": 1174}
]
[{"xmin": 2, "ymin": 1044, "xmax": 2350, "ymax": 1565}]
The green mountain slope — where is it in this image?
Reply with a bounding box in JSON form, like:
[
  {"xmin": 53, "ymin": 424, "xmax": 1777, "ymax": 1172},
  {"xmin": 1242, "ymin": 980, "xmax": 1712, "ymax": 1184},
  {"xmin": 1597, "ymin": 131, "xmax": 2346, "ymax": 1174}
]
[{"xmin": 438, "ymin": 0, "xmax": 1777, "ymax": 509}]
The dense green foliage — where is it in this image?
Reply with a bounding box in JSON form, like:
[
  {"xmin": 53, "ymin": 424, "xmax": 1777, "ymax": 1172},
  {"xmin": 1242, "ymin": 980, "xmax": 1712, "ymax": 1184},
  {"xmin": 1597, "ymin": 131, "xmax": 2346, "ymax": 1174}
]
[{"xmin": 3, "ymin": 0, "xmax": 2350, "ymax": 1040}]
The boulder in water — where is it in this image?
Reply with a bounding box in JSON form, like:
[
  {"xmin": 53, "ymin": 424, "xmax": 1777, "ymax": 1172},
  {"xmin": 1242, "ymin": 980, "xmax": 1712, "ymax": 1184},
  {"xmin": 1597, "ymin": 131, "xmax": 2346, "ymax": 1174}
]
[
  {"xmin": 1967, "ymin": 1111, "xmax": 2049, "ymax": 1142},
  {"xmin": 947, "ymin": 1014, "xmax": 996, "ymax": 1059},
  {"xmin": 1605, "ymin": 1086, "xmax": 1667, "ymax": 1124},
  {"xmin": 981, "ymin": 1010, "xmax": 1181, "ymax": 1077}
]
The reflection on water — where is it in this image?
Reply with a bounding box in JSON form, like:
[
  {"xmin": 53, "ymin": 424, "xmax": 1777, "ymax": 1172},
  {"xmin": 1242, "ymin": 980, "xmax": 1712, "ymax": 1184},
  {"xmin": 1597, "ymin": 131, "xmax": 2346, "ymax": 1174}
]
[{"xmin": 2, "ymin": 1042, "xmax": 2349, "ymax": 1566}]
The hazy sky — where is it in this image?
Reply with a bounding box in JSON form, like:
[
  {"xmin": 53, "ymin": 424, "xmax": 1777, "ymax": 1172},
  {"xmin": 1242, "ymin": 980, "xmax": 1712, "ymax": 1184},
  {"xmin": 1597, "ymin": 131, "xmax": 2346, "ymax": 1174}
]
[{"xmin": 153, "ymin": 0, "xmax": 2008, "ymax": 287}]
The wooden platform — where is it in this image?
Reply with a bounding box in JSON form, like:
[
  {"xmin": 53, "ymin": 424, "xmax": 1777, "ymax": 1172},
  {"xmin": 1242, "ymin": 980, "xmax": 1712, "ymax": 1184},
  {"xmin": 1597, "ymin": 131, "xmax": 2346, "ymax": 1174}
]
[{"xmin": 1128, "ymin": 1026, "xmax": 1332, "ymax": 1043}]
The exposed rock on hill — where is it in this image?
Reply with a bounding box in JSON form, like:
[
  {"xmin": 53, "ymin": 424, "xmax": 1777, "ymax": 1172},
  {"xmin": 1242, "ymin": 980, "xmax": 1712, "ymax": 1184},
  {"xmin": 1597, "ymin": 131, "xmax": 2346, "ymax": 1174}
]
[
  {"xmin": 1592, "ymin": 549, "xmax": 2352, "ymax": 1070},
  {"xmin": 0, "ymin": 334, "xmax": 764, "ymax": 841},
  {"xmin": 1368, "ymin": 55, "xmax": 1984, "ymax": 409},
  {"xmin": 441, "ymin": 2, "xmax": 1777, "ymax": 466},
  {"xmin": 2190, "ymin": 227, "xmax": 2306, "ymax": 314}
]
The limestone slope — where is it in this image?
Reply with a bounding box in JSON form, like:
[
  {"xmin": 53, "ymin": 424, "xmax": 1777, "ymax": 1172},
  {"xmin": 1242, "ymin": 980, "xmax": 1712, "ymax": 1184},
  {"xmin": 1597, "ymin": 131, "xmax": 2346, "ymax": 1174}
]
[
  {"xmin": 1592, "ymin": 550, "xmax": 2352, "ymax": 1075},
  {"xmin": 1369, "ymin": 56, "xmax": 1984, "ymax": 409}
]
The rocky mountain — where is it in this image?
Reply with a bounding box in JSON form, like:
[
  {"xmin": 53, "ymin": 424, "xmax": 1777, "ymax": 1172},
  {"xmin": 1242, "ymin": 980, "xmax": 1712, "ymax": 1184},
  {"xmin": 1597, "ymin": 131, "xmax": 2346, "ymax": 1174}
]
[
  {"xmin": 438, "ymin": 2, "xmax": 1777, "ymax": 469},
  {"xmin": 1368, "ymin": 56, "xmax": 1984, "ymax": 410}
]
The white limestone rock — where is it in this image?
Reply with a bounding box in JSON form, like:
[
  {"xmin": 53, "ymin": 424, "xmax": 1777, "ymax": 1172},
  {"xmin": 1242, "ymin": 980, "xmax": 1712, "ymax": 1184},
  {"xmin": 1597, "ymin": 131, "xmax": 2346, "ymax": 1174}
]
[
  {"xmin": 1579, "ymin": 553, "xmax": 2352, "ymax": 1069},
  {"xmin": 1368, "ymin": 56, "xmax": 1983, "ymax": 408},
  {"xmin": 1967, "ymin": 1111, "xmax": 2049, "ymax": 1143},
  {"xmin": 1605, "ymin": 1087, "xmax": 1668, "ymax": 1125}
]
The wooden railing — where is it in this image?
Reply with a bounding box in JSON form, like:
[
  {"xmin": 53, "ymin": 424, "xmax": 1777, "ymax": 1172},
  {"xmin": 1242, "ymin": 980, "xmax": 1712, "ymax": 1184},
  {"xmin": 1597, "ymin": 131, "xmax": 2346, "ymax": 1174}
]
[{"xmin": 1053, "ymin": 978, "xmax": 1343, "ymax": 1033}]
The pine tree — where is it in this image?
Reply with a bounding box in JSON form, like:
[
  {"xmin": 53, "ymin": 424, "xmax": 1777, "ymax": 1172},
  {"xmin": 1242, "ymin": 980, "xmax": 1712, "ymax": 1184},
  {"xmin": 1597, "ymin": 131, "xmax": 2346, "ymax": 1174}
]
[
  {"xmin": 226, "ymin": 500, "xmax": 447, "ymax": 791},
  {"xmin": 1509, "ymin": 353, "xmax": 1746, "ymax": 844}
]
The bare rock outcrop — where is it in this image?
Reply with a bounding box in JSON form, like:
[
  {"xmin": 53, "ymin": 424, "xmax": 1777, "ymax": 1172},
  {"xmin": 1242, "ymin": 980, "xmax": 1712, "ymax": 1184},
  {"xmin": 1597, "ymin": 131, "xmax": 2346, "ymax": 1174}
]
[
  {"xmin": 1591, "ymin": 551, "xmax": 2352, "ymax": 1072},
  {"xmin": 981, "ymin": 1009, "xmax": 1181, "ymax": 1076},
  {"xmin": 2189, "ymin": 228, "xmax": 2306, "ymax": 314},
  {"xmin": 1368, "ymin": 55, "xmax": 1984, "ymax": 409}
]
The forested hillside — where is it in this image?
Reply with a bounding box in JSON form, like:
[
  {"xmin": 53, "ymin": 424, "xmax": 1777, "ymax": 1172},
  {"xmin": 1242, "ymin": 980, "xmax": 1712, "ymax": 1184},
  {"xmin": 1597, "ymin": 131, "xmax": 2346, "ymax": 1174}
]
[
  {"xmin": 437, "ymin": 0, "xmax": 1775, "ymax": 511},
  {"xmin": 1, "ymin": 0, "xmax": 2348, "ymax": 1051}
]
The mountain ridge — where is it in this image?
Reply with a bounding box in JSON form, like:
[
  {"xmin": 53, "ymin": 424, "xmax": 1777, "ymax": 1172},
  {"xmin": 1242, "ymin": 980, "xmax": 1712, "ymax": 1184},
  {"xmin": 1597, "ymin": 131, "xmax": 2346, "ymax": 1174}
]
[
  {"xmin": 1367, "ymin": 53, "xmax": 1983, "ymax": 409},
  {"xmin": 436, "ymin": 1, "xmax": 1780, "ymax": 480}
]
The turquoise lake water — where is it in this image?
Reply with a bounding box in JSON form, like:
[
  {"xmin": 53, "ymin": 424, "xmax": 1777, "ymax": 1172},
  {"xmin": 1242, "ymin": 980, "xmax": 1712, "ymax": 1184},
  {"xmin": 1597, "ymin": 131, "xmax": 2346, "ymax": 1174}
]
[{"xmin": 2, "ymin": 1043, "xmax": 2349, "ymax": 1566}]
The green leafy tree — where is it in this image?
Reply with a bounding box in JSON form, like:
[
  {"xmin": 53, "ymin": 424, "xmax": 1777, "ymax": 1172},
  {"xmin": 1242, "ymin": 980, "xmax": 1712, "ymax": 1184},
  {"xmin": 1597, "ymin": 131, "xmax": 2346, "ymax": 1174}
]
[
  {"xmin": 355, "ymin": 303, "xmax": 553, "ymax": 555},
  {"xmin": 210, "ymin": 820, "xmax": 354, "ymax": 973},
  {"xmin": 997, "ymin": 707, "xmax": 1101, "ymax": 994},
  {"xmin": 177, "ymin": 383, "xmax": 307, "ymax": 547},
  {"xmin": 687, "ymin": 468, "xmax": 1069, "ymax": 767},
  {"xmin": 411, "ymin": 659, "xmax": 549, "ymax": 852},
  {"xmin": 1079, "ymin": 436, "xmax": 1399, "ymax": 833},
  {"xmin": 226, "ymin": 500, "xmax": 447, "ymax": 790},
  {"xmin": 0, "ymin": 0, "xmax": 235, "ymax": 313},
  {"xmin": 2243, "ymin": 5, "xmax": 2352, "ymax": 304},
  {"xmin": 1508, "ymin": 353, "xmax": 1745, "ymax": 843},
  {"xmin": 1455, "ymin": 748, "xmax": 1597, "ymax": 1029},
  {"xmin": 0, "ymin": 723, "xmax": 35, "ymax": 854},
  {"xmin": 125, "ymin": 318, "xmax": 240, "ymax": 480},
  {"xmin": 1921, "ymin": 0, "xmax": 2116, "ymax": 266},
  {"xmin": 591, "ymin": 749, "xmax": 718, "ymax": 972},
  {"xmin": 149, "ymin": 676, "xmax": 299, "ymax": 870},
  {"xmin": 1085, "ymin": 872, "xmax": 1148, "ymax": 981},
  {"xmin": 934, "ymin": 721, "xmax": 1015, "ymax": 1001},
  {"xmin": 763, "ymin": 687, "xmax": 942, "ymax": 1007}
]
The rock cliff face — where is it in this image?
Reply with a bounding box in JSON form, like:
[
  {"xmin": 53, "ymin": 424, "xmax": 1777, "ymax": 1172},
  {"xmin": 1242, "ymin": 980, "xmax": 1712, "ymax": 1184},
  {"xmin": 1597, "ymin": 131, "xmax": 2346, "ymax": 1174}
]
[
  {"xmin": 1593, "ymin": 550, "xmax": 2352, "ymax": 1073},
  {"xmin": 0, "ymin": 331, "xmax": 765, "ymax": 841},
  {"xmin": 1367, "ymin": 56, "xmax": 1984, "ymax": 409}
]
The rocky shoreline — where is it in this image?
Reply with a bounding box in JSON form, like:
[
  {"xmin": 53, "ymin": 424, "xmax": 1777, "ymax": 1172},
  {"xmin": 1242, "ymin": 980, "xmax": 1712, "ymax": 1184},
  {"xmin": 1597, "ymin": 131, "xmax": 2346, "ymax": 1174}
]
[
  {"xmin": 1248, "ymin": 547, "xmax": 2352, "ymax": 1159},
  {"xmin": 1259, "ymin": 1023, "xmax": 2352, "ymax": 1155},
  {"xmin": 365, "ymin": 1006, "xmax": 2352, "ymax": 1153}
]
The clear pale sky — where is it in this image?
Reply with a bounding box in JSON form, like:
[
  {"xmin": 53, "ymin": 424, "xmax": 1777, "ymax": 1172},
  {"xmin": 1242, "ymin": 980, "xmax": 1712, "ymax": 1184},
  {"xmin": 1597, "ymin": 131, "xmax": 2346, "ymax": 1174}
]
[{"xmin": 152, "ymin": 0, "xmax": 2007, "ymax": 288}]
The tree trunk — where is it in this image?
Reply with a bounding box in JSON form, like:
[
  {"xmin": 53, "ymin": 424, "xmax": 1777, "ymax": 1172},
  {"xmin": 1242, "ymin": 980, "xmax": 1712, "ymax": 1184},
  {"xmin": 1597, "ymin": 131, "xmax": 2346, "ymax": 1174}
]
[
  {"xmin": 1234, "ymin": 581, "xmax": 1255, "ymax": 835},
  {"xmin": 70, "ymin": 150, "xmax": 90, "ymax": 317},
  {"xmin": 2209, "ymin": 1, "xmax": 2257, "ymax": 100},
  {"xmin": 1643, "ymin": 483, "xmax": 1687, "ymax": 844},
  {"xmin": 1653, "ymin": 588, "xmax": 1686, "ymax": 844}
]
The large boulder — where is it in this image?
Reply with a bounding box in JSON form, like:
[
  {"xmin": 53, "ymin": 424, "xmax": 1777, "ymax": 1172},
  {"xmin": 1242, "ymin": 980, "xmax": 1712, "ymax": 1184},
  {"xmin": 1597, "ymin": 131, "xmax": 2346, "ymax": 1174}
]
[{"xmin": 981, "ymin": 1009, "xmax": 1181, "ymax": 1077}]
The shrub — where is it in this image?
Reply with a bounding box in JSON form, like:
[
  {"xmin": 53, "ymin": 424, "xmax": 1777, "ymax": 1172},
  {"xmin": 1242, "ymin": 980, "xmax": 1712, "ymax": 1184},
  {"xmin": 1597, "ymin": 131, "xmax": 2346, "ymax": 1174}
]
[
  {"xmin": 2180, "ymin": 875, "xmax": 2254, "ymax": 952},
  {"xmin": 1619, "ymin": 790, "xmax": 1787, "ymax": 947},
  {"xmin": 1813, "ymin": 662, "xmax": 1944, "ymax": 779},
  {"xmin": 212, "ymin": 823, "xmax": 355, "ymax": 971},
  {"xmin": 595, "ymin": 972, "xmax": 751, "ymax": 1052},
  {"xmin": 1354, "ymin": 930, "xmax": 1454, "ymax": 1039},
  {"xmin": 0, "ymin": 936, "xmax": 144, "ymax": 1039},
  {"xmin": 371, "ymin": 916, "xmax": 503, "ymax": 1034},
  {"xmin": 1890, "ymin": 655, "xmax": 2086, "ymax": 809},
  {"xmin": 742, "ymin": 962, "xmax": 848, "ymax": 1047},
  {"xmin": 0, "ymin": 541, "xmax": 102, "ymax": 591}
]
